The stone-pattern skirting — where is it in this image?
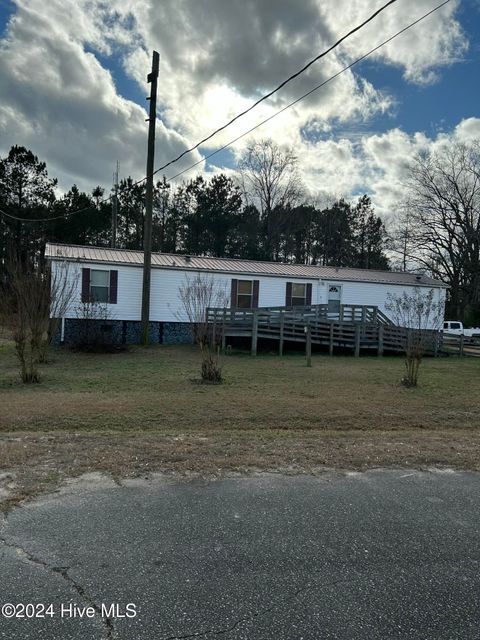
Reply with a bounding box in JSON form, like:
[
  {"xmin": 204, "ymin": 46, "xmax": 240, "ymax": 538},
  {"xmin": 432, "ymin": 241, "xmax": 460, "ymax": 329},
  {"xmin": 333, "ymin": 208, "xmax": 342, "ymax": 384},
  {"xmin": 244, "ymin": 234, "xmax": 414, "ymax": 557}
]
[{"xmin": 54, "ymin": 319, "xmax": 194, "ymax": 346}]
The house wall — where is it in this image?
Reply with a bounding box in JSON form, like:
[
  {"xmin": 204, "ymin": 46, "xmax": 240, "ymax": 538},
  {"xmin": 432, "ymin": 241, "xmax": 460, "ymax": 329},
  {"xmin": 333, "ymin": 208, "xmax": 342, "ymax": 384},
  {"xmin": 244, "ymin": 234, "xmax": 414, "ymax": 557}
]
[
  {"xmin": 50, "ymin": 259, "xmax": 446, "ymax": 337},
  {"xmin": 52, "ymin": 260, "xmax": 321, "ymax": 322},
  {"xmin": 323, "ymin": 280, "xmax": 447, "ymax": 326}
]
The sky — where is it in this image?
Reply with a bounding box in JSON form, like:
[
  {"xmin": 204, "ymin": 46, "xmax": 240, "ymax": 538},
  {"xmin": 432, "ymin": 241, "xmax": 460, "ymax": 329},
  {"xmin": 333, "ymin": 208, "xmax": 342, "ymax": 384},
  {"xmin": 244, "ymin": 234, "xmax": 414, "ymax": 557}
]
[{"xmin": 0, "ymin": 0, "xmax": 479, "ymax": 222}]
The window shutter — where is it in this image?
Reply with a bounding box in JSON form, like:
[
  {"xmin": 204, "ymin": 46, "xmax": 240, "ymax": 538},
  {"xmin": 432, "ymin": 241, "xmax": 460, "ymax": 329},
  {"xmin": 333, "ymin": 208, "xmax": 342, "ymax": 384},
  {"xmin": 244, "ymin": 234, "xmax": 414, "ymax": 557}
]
[
  {"xmin": 81, "ymin": 268, "xmax": 90, "ymax": 303},
  {"xmin": 252, "ymin": 280, "xmax": 259, "ymax": 309},
  {"xmin": 306, "ymin": 283, "xmax": 312, "ymax": 306},
  {"xmin": 230, "ymin": 279, "xmax": 238, "ymax": 308},
  {"xmin": 109, "ymin": 270, "xmax": 118, "ymax": 304},
  {"xmin": 286, "ymin": 282, "xmax": 292, "ymax": 307}
]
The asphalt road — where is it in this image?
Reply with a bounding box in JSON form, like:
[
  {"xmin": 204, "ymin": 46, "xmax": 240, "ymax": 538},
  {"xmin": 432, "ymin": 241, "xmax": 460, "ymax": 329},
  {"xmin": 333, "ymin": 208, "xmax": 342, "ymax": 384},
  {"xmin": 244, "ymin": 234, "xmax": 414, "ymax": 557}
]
[{"xmin": 1, "ymin": 470, "xmax": 479, "ymax": 639}]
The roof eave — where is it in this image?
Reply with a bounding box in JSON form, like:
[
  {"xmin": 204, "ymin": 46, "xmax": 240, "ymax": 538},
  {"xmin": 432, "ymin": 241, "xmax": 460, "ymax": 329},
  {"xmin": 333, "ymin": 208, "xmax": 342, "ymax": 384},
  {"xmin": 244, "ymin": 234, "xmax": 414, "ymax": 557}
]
[{"xmin": 46, "ymin": 253, "xmax": 447, "ymax": 288}]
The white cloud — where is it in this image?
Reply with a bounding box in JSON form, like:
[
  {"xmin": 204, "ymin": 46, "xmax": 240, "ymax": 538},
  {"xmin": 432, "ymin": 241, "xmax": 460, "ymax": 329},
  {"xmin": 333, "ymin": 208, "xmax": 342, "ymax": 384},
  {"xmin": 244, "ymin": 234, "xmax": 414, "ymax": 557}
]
[
  {"xmin": 324, "ymin": 0, "xmax": 468, "ymax": 85},
  {"xmin": 119, "ymin": 0, "xmax": 466, "ymax": 147},
  {"xmin": 0, "ymin": 0, "xmax": 202, "ymax": 192},
  {"xmin": 265, "ymin": 118, "xmax": 480, "ymax": 224},
  {"xmin": 0, "ymin": 0, "xmax": 471, "ymax": 221},
  {"xmin": 452, "ymin": 117, "xmax": 480, "ymax": 142}
]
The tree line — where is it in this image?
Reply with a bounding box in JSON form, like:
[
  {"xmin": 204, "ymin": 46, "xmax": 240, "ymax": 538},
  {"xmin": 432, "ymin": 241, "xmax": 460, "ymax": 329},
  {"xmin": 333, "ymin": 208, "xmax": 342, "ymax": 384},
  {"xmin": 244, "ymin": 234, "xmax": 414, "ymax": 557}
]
[
  {"xmin": 2, "ymin": 138, "xmax": 480, "ymax": 323},
  {"xmin": 0, "ymin": 142, "xmax": 389, "ymax": 276}
]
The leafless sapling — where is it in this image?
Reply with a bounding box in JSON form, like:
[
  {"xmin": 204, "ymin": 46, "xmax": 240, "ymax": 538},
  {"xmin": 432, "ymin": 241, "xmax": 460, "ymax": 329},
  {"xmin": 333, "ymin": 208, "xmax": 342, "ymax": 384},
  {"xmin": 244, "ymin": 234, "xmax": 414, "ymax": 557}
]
[
  {"xmin": 386, "ymin": 288, "xmax": 444, "ymax": 387},
  {"xmin": 1, "ymin": 261, "xmax": 52, "ymax": 382},
  {"xmin": 177, "ymin": 273, "xmax": 229, "ymax": 383}
]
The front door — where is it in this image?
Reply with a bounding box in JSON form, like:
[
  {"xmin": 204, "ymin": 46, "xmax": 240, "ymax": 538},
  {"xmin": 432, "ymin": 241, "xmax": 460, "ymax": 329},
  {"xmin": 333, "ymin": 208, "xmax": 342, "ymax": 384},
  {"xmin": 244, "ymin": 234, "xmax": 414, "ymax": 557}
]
[{"xmin": 327, "ymin": 285, "xmax": 342, "ymax": 317}]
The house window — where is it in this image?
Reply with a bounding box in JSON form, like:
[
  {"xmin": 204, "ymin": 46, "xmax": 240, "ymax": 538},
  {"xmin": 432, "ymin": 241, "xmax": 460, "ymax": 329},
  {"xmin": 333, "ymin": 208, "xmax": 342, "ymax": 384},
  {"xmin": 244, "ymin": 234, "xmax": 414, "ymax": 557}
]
[
  {"xmin": 90, "ymin": 270, "xmax": 110, "ymax": 303},
  {"xmin": 291, "ymin": 283, "xmax": 307, "ymax": 306},
  {"xmin": 237, "ymin": 280, "xmax": 253, "ymax": 309}
]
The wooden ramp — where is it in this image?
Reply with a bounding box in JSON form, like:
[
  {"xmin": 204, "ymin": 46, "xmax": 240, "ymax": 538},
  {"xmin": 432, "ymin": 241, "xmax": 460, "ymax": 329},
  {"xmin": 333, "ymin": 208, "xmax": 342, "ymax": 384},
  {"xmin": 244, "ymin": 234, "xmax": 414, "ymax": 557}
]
[
  {"xmin": 207, "ymin": 304, "xmax": 441, "ymax": 357},
  {"xmin": 441, "ymin": 334, "xmax": 480, "ymax": 357}
]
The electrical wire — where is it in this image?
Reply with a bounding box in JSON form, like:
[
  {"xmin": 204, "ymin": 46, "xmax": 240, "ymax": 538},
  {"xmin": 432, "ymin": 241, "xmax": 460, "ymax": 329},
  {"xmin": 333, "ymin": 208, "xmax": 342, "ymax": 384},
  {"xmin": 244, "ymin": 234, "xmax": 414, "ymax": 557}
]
[
  {"xmin": 0, "ymin": 0, "xmax": 402, "ymax": 223},
  {"xmin": 165, "ymin": 0, "xmax": 451, "ymax": 184},
  {"xmin": 150, "ymin": 0, "xmax": 399, "ymax": 178},
  {"xmin": 0, "ymin": 0, "xmax": 451, "ymax": 224}
]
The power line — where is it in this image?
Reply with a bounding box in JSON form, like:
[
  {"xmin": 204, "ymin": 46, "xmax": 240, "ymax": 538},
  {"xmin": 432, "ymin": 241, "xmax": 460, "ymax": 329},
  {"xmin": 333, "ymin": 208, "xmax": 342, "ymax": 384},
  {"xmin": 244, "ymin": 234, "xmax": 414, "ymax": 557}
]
[
  {"xmin": 0, "ymin": 0, "xmax": 401, "ymax": 224},
  {"xmin": 150, "ymin": 0, "xmax": 400, "ymax": 178},
  {"xmin": 0, "ymin": 0, "xmax": 451, "ymax": 225},
  {"xmin": 0, "ymin": 207, "xmax": 64, "ymax": 223},
  {"xmin": 162, "ymin": 1, "xmax": 452, "ymax": 183}
]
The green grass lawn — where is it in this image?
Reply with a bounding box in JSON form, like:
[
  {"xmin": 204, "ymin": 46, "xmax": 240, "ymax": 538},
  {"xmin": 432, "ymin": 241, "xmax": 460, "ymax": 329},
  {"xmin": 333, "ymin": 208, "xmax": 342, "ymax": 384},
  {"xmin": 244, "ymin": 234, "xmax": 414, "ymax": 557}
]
[
  {"xmin": 0, "ymin": 341, "xmax": 479, "ymax": 509},
  {"xmin": 1, "ymin": 342, "xmax": 479, "ymax": 432}
]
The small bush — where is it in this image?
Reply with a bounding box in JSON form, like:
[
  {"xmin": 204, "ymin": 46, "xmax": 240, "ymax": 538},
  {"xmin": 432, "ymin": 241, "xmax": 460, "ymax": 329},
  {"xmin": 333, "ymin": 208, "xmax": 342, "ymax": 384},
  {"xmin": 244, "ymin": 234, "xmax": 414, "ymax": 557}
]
[
  {"xmin": 177, "ymin": 274, "xmax": 228, "ymax": 384},
  {"xmin": 200, "ymin": 346, "xmax": 223, "ymax": 384}
]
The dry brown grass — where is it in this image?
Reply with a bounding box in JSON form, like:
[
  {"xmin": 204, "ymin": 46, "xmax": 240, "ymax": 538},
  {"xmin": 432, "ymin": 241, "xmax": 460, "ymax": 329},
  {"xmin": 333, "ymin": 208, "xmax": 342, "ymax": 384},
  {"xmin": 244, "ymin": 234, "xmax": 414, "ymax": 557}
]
[{"xmin": 0, "ymin": 342, "xmax": 479, "ymax": 509}]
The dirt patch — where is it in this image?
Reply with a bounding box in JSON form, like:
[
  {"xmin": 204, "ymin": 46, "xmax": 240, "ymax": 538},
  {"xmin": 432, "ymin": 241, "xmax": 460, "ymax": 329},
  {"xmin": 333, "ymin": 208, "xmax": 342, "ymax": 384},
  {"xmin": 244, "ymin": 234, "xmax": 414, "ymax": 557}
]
[{"xmin": 1, "ymin": 428, "xmax": 480, "ymax": 511}]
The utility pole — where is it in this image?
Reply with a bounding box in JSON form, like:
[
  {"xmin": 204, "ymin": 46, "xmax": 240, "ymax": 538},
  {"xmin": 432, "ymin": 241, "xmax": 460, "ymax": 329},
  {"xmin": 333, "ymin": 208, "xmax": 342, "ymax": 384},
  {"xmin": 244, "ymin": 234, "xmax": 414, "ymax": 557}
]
[
  {"xmin": 140, "ymin": 50, "xmax": 159, "ymax": 345},
  {"xmin": 111, "ymin": 160, "xmax": 119, "ymax": 249}
]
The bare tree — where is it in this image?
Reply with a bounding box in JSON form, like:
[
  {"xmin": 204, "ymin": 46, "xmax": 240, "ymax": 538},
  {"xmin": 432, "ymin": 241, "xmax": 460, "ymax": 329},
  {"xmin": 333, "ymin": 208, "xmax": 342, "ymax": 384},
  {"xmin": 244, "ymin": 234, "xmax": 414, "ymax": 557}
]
[
  {"xmin": 1, "ymin": 263, "xmax": 47, "ymax": 382},
  {"xmin": 40, "ymin": 261, "xmax": 78, "ymax": 361},
  {"xmin": 178, "ymin": 273, "xmax": 228, "ymax": 383},
  {"xmin": 0, "ymin": 286, "xmax": 34, "ymax": 383},
  {"xmin": 0, "ymin": 260, "xmax": 77, "ymax": 380},
  {"xmin": 239, "ymin": 139, "xmax": 302, "ymax": 259},
  {"xmin": 388, "ymin": 204, "xmax": 415, "ymax": 272},
  {"xmin": 402, "ymin": 140, "xmax": 480, "ymax": 323},
  {"xmin": 386, "ymin": 289, "xmax": 444, "ymax": 388}
]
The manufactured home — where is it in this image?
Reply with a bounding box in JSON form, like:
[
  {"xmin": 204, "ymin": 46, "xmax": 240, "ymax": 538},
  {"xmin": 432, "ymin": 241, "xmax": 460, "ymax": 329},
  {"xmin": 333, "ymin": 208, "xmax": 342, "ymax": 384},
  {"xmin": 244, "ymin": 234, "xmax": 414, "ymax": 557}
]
[{"xmin": 45, "ymin": 243, "xmax": 447, "ymax": 345}]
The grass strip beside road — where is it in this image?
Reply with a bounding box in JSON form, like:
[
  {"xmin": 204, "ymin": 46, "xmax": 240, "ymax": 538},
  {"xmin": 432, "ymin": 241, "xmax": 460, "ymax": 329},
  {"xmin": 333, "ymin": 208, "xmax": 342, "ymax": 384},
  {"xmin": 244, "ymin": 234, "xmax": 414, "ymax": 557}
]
[{"xmin": 0, "ymin": 343, "xmax": 479, "ymax": 509}]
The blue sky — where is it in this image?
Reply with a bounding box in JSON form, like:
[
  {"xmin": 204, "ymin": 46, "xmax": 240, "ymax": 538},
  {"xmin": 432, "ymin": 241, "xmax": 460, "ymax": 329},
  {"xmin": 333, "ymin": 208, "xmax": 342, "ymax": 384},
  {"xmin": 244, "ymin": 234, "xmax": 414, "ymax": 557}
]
[
  {"xmin": 0, "ymin": 0, "xmax": 479, "ymax": 214},
  {"xmin": 355, "ymin": 3, "xmax": 480, "ymax": 138},
  {"xmin": 0, "ymin": 0, "xmax": 13, "ymax": 37}
]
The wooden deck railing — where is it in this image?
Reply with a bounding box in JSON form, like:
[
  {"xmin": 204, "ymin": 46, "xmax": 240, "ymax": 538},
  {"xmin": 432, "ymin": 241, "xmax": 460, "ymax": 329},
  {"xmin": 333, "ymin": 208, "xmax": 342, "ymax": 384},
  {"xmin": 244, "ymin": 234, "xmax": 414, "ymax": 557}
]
[
  {"xmin": 207, "ymin": 304, "xmax": 393, "ymax": 326},
  {"xmin": 440, "ymin": 334, "xmax": 480, "ymax": 357},
  {"xmin": 205, "ymin": 304, "xmax": 438, "ymax": 356}
]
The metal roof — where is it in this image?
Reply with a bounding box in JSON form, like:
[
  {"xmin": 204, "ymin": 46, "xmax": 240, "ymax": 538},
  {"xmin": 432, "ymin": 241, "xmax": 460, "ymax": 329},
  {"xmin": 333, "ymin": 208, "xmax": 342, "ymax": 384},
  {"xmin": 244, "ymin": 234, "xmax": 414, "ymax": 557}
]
[{"xmin": 45, "ymin": 243, "xmax": 446, "ymax": 288}]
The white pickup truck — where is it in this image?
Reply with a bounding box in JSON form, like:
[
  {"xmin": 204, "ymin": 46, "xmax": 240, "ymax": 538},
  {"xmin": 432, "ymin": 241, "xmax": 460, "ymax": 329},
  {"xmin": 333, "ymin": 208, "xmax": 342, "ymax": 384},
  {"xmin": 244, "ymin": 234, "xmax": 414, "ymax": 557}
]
[{"xmin": 443, "ymin": 321, "xmax": 480, "ymax": 340}]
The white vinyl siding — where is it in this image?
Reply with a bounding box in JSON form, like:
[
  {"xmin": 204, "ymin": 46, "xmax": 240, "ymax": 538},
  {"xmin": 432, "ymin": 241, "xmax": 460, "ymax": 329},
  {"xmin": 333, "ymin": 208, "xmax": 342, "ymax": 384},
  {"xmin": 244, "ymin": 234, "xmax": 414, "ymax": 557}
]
[{"xmin": 51, "ymin": 260, "xmax": 446, "ymax": 329}]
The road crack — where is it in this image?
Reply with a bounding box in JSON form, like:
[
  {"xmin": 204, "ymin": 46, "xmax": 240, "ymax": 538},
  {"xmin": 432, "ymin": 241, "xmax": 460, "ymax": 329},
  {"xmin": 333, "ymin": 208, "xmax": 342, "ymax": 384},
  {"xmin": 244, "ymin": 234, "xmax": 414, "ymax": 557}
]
[{"xmin": 0, "ymin": 535, "xmax": 117, "ymax": 639}]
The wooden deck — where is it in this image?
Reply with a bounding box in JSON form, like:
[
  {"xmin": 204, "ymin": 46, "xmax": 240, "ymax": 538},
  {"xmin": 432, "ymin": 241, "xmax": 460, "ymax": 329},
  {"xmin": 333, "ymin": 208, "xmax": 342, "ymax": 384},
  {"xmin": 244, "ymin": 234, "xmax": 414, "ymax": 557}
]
[
  {"xmin": 441, "ymin": 334, "xmax": 480, "ymax": 357},
  {"xmin": 206, "ymin": 304, "xmax": 442, "ymax": 357}
]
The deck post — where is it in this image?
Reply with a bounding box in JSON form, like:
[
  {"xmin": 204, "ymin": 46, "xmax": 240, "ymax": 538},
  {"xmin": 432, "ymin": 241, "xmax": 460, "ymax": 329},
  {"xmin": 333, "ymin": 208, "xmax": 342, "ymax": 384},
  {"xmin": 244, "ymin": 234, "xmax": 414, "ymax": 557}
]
[
  {"xmin": 211, "ymin": 314, "xmax": 217, "ymax": 348},
  {"xmin": 279, "ymin": 313, "xmax": 285, "ymax": 357},
  {"xmin": 305, "ymin": 322, "xmax": 312, "ymax": 367},
  {"xmin": 251, "ymin": 310, "xmax": 258, "ymax": 357},
  {"xmin": 354, "ymin": 323, "xmax": 361, "ymax": 357},
  {"xmin": 377, "ymin": 324, "xmax": 384, "ymax": 357},
  {"xmin": 329, "ymin": 321, "xmax": 334, "ymax": 356},
  {"xmin": 433, "ymin": 332, "xmax": 439, "ymax": 358},
  {"xmin": 222, "ymin": 308, "xmax": 226, "ymax": 349}
]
